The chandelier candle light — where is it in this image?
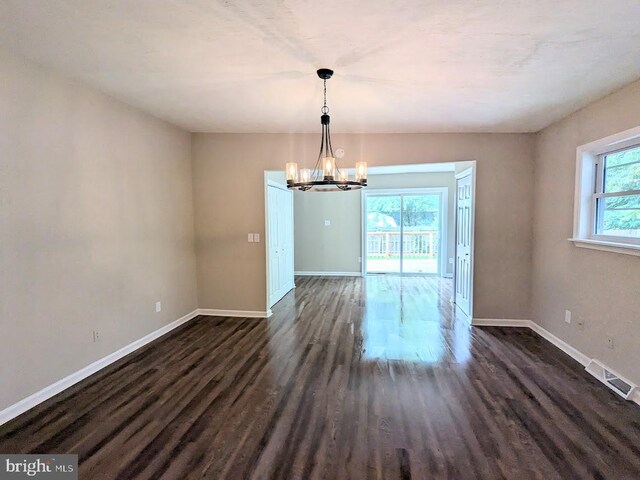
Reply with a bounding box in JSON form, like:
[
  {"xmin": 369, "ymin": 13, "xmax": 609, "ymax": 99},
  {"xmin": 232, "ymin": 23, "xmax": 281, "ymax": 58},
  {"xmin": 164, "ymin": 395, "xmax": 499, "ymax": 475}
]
[{"xmin": 286, "ymin": 68, "xmax": 367, "ymax": 191}]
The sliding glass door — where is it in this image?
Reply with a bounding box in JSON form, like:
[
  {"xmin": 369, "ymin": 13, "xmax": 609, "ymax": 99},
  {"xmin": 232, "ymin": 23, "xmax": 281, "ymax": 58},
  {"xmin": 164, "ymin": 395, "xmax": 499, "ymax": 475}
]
[
  {"xmin": 365, "ymin": 195, "xmax": 402, "ymax": 273},
  {"xmin": 364, "ymin": 190, "xmax": 444, "ymax": 275},
  {"xmin": 401, "ymin": 194, "xmax": 441, "ymax": 274}
]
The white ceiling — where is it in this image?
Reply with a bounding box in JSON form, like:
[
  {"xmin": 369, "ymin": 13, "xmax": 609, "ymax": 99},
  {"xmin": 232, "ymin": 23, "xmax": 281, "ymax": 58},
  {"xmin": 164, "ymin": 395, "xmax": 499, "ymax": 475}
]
[{"xmin": 2, "ymin": 1, "xmax": 640, "ymax": 133}]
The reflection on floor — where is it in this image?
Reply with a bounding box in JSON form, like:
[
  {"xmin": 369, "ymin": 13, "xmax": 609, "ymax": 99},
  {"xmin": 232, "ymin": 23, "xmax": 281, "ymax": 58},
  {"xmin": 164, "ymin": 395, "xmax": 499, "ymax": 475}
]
[
  {"xmin": 1, "ymin": 276, "xmax": 640, "ymax": 479},
  {"xmin": 362, "ymin": 275, "xmax": 469, "ymax": 362},
  {"xmin": 365, "ymin": 257, "xmax": 438, "ymax": 274}
]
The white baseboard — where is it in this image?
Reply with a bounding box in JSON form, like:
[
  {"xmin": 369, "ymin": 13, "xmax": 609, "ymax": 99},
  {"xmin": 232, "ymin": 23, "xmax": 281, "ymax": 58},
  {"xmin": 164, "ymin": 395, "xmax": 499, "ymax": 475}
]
[
  {"xmin": 473, "ymin": 318, "xmax": 639, "ymax": 407},
  {"xmin": 0, "ymin": 309, "xmax": 200, "ymax": 426},
  {"xmin": 528, "ymin": 322, "xmax": 590, "ymax": 366},
  {"xmin": 471, "ymin": 318, "xmax": 531, "ymax": 328},
  {"xmin": 197, "ymin": 308, "xmax": 272, "ymax": 318},
  {"xmin": 294, "ymin": 271, "xmax": 362, "ymax": 277}
]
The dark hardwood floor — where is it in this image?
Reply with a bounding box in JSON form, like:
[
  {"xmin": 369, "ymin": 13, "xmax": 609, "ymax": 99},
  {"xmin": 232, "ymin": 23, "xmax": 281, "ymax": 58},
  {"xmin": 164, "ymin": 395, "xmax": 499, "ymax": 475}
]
[{"xmin": 1, "ymin": 276, "xmax": 640, "ymax": 479}]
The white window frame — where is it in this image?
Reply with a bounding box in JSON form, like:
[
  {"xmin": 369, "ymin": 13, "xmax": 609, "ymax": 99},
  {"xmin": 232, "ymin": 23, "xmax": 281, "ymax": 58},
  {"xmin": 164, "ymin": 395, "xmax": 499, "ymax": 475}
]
[
  {"xmin": 571, "ymin": 126, "xmax": 640, "ymax": 256},
  {"xmin": 361, "ymin": 187, "xmax": 448, "ymax": 276}
]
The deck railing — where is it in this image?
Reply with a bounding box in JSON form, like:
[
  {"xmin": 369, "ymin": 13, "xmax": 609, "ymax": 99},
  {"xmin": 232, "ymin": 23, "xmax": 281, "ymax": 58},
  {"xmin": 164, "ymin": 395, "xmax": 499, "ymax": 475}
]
[{"xmin": 367, "ymin": 231, "xmax": 438, "ymax": 257}]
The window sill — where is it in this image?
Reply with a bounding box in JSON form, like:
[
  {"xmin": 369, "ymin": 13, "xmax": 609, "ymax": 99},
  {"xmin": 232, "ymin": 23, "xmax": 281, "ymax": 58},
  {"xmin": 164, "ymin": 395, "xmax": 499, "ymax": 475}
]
[{"xmin": 569, "ymin": 238, "xmax": 640, "ymax": 257}]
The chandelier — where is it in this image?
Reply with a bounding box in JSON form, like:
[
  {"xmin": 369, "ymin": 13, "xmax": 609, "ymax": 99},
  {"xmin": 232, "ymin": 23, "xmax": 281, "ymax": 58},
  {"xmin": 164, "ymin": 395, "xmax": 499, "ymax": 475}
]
[{"xmin": 286, "ymin": 68, "xmax": 367, "ymax": 191}]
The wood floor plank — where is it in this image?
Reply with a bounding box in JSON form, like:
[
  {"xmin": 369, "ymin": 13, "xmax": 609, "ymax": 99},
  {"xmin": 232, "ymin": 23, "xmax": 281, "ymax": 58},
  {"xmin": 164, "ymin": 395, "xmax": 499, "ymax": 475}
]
[{"xmin": 1, "ymin": 275, "xmax": 639, "ymax": 479}]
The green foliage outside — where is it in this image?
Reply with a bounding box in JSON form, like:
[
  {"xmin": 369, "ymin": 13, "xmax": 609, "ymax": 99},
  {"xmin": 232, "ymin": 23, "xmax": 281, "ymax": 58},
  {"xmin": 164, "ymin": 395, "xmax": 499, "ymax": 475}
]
[
  {"xmin": 602, "ymin": 147, "xmax": 640, "ymax": 233},
  {"xmin": 366, "ymin": 195, "xmax": 440, "ymax": 231},
  {"xmin": 366, "ymin": 195, "xmax": 440, "ymax": 259}
]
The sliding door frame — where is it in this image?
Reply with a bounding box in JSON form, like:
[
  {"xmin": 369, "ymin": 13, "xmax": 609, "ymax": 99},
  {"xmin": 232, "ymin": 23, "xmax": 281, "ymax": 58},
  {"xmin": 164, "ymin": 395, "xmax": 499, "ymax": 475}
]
[{"xmin": 361, "ymin": 187, "xmax": 448, "ymax": 276}]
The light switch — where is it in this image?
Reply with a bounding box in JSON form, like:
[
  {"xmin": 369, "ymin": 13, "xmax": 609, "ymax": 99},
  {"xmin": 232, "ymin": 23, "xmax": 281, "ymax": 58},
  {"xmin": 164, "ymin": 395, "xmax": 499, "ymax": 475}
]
[
  {"xmin": 324, "ymin": 220, "xmax": 331, "ymax": 226},
  {"xmin": 254, "ymin": 233, "xmax": 260, "ymax": 242},
  {"xmin": 248, "ymin": 233, "xmax": 254, "ymax": 242}
]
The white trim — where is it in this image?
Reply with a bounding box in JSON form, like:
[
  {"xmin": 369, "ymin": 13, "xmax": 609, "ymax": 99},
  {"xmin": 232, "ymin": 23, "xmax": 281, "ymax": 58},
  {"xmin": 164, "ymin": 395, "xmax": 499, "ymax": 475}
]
[
  {"xmin": 528, "ymin": 322, "xmax": 591, "ymax": 366},
  {"xmin": 361, "ymin": 187, "xmax": 449, "ymax": 195},
  {"xmin": 197, "ymin": 308, "xmax": 272, "ymax": 318},
  {"xmin": 569, "ymin": 238, "xmax": 640, "ymax": 257},
  {"xmin": 294, "ymin": 271, "xmax": 362, "ymax": 277},
  {"xmin": 0, "ymin": 309, "xmax": 200, "ymax": 426},
  {"xmin": 573, "ymin": 127, "xmax": 640, "ymax": 253},
  {"xmin": 264, "ymin": 172, "xmax": 271, "ymax": 312},
  {"xmin": 266, "ymin": 178, "xmax": 289, "ymax": 191},
  {"xmin": 591, "ymin": 233, "xmax": 640, "ymax": 246},
  {"xmin": 454, "ymin": 167, "xmax": 474, "ymax": 180},
  {"xmin": 361, "ymin": 187, "xmax": 449, "ymax": 276},
  {"xmin": 582, "ymin": 128, "xmax": 640, "ymax": 156},
  {"xmin": 367, "ymin": 162, "xmax": 456, "ymax": 175},
  {"xmin": 471, "ymin": 318, "xmax": 531, "ymax": 328},
  {"xmin": 472, "ymin": 319, "xmax": 638, "ymax": 406}
]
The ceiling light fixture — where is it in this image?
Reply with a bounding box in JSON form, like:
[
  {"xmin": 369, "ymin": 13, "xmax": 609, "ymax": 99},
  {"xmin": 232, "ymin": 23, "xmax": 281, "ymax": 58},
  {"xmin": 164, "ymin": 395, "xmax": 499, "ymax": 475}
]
[{"xmin": 286, "ymin": 68, "xmax": 367, "ymax": 191}]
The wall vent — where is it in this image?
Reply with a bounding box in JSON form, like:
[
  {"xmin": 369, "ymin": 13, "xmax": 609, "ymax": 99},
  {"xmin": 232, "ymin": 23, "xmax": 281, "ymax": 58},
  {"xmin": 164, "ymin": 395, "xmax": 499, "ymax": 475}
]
[{"xmin": 586, "ymin": 359, "xmax": 637, "ymax": 401}]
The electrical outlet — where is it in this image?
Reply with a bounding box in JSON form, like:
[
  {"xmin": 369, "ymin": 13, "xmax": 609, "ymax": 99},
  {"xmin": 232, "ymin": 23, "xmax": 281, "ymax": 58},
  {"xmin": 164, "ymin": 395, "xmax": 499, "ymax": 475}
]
[
  {"xmin": 358, "ymin": 256, "xmax": 362, "ymax": 263},
  {"xmin": 248, "ymin": 233, "xmax": 254, "ymax": 242},
  {"xmin": 155, "ymin": 301, "xmax": 162, "ymax": 313},
  {"xmin": 324, "ymin": 220, "xmax": 331, "ymax": 226},
  {"xmin": 449, "ymin": 257, "xmax": 454, "ymax": 264},
  {"xmin": 92, "ymin": 330, "xmax": 100, "ymax": 343},
  {"xmin": 564, "ymin": 310, "xmax": 571, "ymax": 324},
  {"xmin": 607, "ymin": 335, "xmax": 614, "ymax": 349},
  {"xmin": 254, "ymin": 233, "xmax": 260, "ymax": 242}
]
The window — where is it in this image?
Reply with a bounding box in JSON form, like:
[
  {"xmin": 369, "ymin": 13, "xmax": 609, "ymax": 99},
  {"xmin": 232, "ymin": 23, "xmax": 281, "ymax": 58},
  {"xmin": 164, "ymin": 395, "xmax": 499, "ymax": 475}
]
[
  {"xmin": 572, "ymin": 126, "xmax": 640, "ymax": 256},
  {"xmin": 593, "ymin": 144, "xmax": 640, "ymax": 242}
]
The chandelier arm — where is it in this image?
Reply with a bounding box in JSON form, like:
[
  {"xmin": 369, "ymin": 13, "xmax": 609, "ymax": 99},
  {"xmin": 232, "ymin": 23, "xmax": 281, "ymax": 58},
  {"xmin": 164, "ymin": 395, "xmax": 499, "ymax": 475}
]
[
  {"xmin": 327, "ymin": 122, "xmax": 335, "ymax": 157},
  {"xmin": 327, "ymin": 122, "xmax": 342, "ymax": 178},
  {"xmin": 325, "ymin": 124, "xmax": 330, "ymax": 162},
  {"xmin": 312, "ymin": 122, "xmax": 325, "ymax": 180}
]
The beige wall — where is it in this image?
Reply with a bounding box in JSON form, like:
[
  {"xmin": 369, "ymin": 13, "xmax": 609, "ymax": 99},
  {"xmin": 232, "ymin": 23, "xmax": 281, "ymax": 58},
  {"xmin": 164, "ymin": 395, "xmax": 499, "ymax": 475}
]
[
  {"xmin": 293, "ymin": 172, "xmax": 456, "ymax": 274},
  {"xmin": 532, "ymin": 79, "xmax": 640, "ymax": 385},
  {"xmin": 294, "ymin": 189, "xmax": 362, "ymax": 273},
  {"xmin": 193, "ymin": 132, "xmax": 535, "ymax": 318},
  {"xmin": 0, "ymin": 51, "xmax": 198, "ymax": 410}
]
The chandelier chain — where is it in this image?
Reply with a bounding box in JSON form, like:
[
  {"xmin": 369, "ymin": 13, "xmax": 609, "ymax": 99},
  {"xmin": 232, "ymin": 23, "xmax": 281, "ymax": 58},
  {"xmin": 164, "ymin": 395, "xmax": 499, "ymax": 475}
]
[
  {"xmin": 322, "ymin": 79, "xmax": 329, "ymax": 114},
  {"xmin": 324, "ymin": 79, "xmax": 326, "ymax": 106}
]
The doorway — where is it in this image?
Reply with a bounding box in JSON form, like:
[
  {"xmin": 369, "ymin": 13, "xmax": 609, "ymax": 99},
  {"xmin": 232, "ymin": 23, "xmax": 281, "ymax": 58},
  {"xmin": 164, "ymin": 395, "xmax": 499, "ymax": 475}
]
[
  {"xmin": 266, "ymin": 180, "xmax": 295, "ymax": 309},
  {"xmin": 362, "ymin": 188, "xmax": 447, "ymax": 275}
]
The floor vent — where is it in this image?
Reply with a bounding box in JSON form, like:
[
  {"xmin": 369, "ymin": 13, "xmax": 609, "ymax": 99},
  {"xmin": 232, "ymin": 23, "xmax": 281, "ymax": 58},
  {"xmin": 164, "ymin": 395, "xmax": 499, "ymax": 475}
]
[{"xmin": 586, "ymin": 359, "xmax": 637, "ymax": 401}]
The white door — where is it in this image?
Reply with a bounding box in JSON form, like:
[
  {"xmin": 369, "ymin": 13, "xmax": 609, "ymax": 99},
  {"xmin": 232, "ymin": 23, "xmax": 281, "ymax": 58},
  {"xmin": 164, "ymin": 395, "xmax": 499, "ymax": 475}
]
[
  {"xmin": 268, "ymin": 184, "xmax": 294, "ymax": 308},
  {"xmin": 455, "ymin": 172, "xmax": 473, "ymax": 316}
]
